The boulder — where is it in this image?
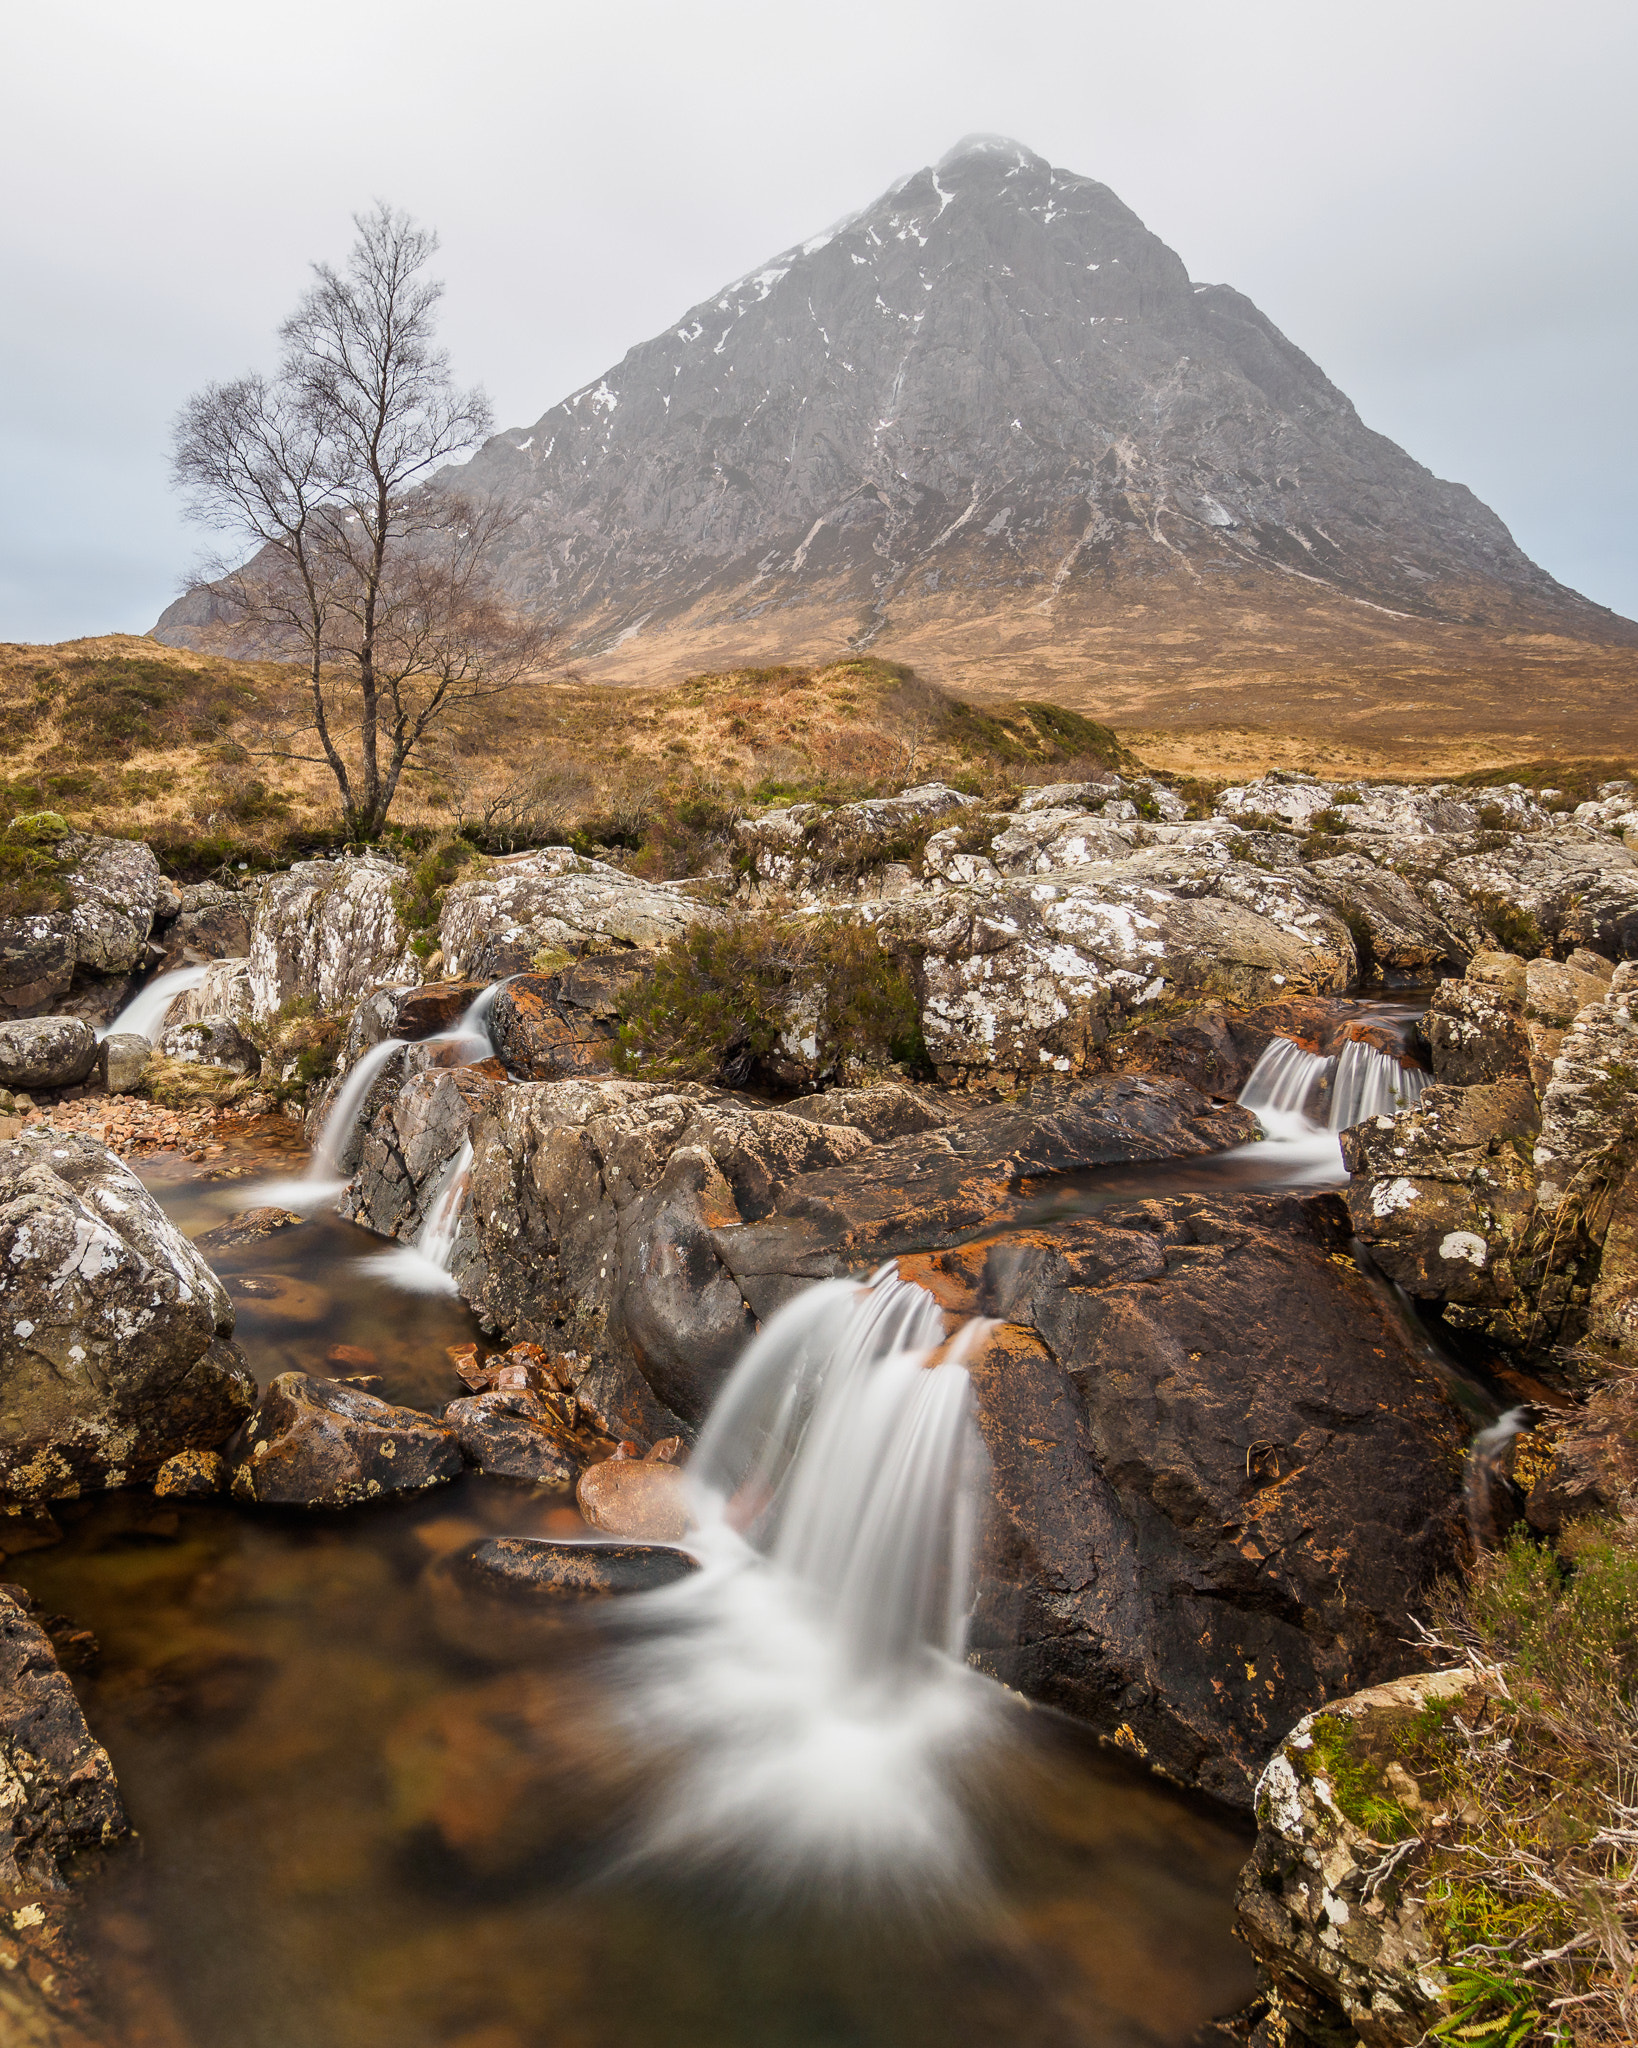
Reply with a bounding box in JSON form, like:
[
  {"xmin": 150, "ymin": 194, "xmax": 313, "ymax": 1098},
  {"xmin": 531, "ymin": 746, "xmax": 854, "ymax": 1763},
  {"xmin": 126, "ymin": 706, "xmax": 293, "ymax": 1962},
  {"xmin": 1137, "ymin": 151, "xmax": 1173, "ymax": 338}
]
[
  {"xmin": 100, "ymin": 1030, "xmax": 151, "ymax": 1095},
  {"xmin": 156, "ymin": 1016, "xmax": 262, "ymax": 1076},
  {"xmin": 229, "ymin": 1372, "xmax": 463, "ymax": 1509},
  {"xmin": 165, "ymin": 956, "xmax": 254, "ymax": 1029},
  {"xmin": 1422, "ymin": 972, "xmax": 1532, "ymax": 1087},
  {"xmin": 1301, "ymin": 853, "xmax": 1472, "ymax": 977},
  {"xmin": 438, "ymin": 848, "xmax": 719, "ymax": 981},
  {"xmin": 193, "ymin": 1206, "xmax": 304, "ymax": 1252},
  {"xmin": 443, "ymin": 1387, "xmax": 578, "ymax": 1486},
  {"xmin": 0, "ymin": 1586, "xmax": 126, "ymax": 1891},
  {"xmin": 487, "ymin": 956, "xmax": 647, "ymax": 1079},
  {"xmin": 154, "ymin": 880, "xmax": 251, "ymax": 970},
  {"xmin": 0, "ymin": 1015, "xmax": 97, "ymax": 1091},
  {"xmin": 733, "ymin": 782, "xmax": 975, "ymax": 890},
  {"xmin": 444, "ymin": 1533, "xmax": 697, "ymax": 1601},
  {"xmin": 0, "ymin": 1133, "xmax": 256, "ymax": 1503},
  {"xmin": 0, "ymin": 912, "xmax": 75, "ymax": 1022},
  {"xmin": 576, "ymin": 1456, "xmax": 692, "ymax": 1540},
  {"xmin": 1235, "ymin": 1670, "xmax": 1479, "ymax": 2047},
  {"xmin": 244, "ymin": 855, "xmax": 417, "ymax": 1023},
  {"xmin": 153, "ymin": 1447, "xmax": 229, "ymax": 1498}
]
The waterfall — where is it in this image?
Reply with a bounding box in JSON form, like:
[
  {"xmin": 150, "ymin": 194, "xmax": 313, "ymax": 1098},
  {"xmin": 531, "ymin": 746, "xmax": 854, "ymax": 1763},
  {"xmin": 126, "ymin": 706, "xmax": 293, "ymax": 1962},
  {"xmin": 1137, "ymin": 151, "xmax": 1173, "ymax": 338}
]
[
  {"xmin": 1238, "ymin": 1037, "xmax": 1330, "ymax": 1121},
  {"xmin": 603, "ymin": 1269, "xmax": 1000, "ymax": 1895},
  {"xmin": 1466, "ymin": 1406, "xmax": 1530, "ymax": 1550},
  {"xmin": 367, "ymin": 1138, "xmax": 472, "ymax": 1295},
  {"xmin": 1330, "ymin": 1038, "xmax": 1428, "ymax": 1128},
  {"xmin": 1234, "ymin": 1030, "xmax": 1428, "ymax": 1185},
  {"xmin": 448, "ymin": 980, "xmax": 502, "ymax": 1058},
  {"xmin": 308, "ymin": 1037, "xmax": 408, "ymax": 1182},
  {"xmin": 98, "ymin": 962, "xmax": 209, "ymax": 1042}
]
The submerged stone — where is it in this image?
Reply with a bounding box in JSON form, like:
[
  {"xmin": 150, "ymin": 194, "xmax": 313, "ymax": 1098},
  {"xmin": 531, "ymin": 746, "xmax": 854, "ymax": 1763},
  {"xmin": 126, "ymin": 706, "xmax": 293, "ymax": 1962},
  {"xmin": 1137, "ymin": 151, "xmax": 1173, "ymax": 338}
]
[{"xmin": 576, "ymin": 1457, "xmax": 693, "ymax": 1541}]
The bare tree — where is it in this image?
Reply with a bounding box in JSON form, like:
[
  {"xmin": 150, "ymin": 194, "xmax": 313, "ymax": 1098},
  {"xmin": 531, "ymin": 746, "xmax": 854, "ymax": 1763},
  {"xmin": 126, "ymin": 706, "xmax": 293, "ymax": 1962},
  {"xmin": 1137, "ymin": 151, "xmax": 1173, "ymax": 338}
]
[{"xmin": 172, "ymin": 203, "xmax": 551, "ymax": 839}]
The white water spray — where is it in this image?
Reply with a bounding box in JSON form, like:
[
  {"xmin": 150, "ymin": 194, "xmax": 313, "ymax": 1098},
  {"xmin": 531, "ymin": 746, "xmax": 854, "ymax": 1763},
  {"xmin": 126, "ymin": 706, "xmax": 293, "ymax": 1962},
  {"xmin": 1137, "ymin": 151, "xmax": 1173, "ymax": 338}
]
[
  {"xmin": 1233, "ymin": 1031, "xmax": 1428, "ymax": 1183},
  {"xmin": 609, "ymin": 1270, "xmax": 1000, "ymax": 1893},
  {"xmin": 99, "ymin": 962, "xmax": 210, "ymax": 1042}
]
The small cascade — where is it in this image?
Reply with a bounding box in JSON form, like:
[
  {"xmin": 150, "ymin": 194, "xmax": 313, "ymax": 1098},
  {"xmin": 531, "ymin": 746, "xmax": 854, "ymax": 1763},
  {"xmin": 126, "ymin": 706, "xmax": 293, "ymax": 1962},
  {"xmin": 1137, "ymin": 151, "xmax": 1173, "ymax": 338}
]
[
  {"xmin": 1238, "ymin": 1038, "xmax": 1331, "ymax": 1122},
  {"xmin": 1330, "ymin": 1038, "xmax": 1427, "ymax": 1129},
  {"xmin": 608, "ymin": 1270, "xmax": 1000, "ymax": 1895},
  {"xmin": 1235, "ymin": 1030, "xmax": 1430, "ymax": 1185},
  {"xmin": 309, "ymin": 1038, "xmax": 408, "ymax": 1181},
  {"xmin": 99, "ymin": 962, "xmax": 210, "ymax": 1043},
  {"xmin": 448, "ymin": 980, "xmax": 501, "ymax": 1059},
  {"xmin": 368, "ymin": 1138, "xmax": 472, "ymax": 1295},
  {"xmin": 1466, "ymin": 1407, "xmax": 1530, "ymax": 1550}
]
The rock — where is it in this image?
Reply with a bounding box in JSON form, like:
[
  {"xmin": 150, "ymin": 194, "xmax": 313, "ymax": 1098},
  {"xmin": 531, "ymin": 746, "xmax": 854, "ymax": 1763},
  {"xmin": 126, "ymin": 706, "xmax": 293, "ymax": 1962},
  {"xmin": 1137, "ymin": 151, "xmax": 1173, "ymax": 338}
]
[
  {"xmin": 192, "ymin": 1206, "xmax": 304, "ymax": 1252},
  {"xmin": 244, "ymin": 855, "xmax": 417, "ymax": 1023},
  {"xmin": 390, "ymin": 979, "xmax": 487, "ymax": 1038},
  {"xmin": 165, "ymin": 955, "xmax": 254, "ymax": 1029},
  {"xmin": 443, "ymin": 1388, "xmax": 579, "ymax": 1487},
  {"xmin": 154, "ymin": 880, "xmax": 251, "ymax": 970},
  {"xmin": 0, "ymin": 1132, "xmax": 256, "ymax": 1504},
  {"xmin": 340, "ymin": 1064, "xmax": 502, "ymax": 1248},
  {"xmin": 486, "ymin": 956, "xmax": 647, "ymax": 1079},
  {"xmin": 0, "ymin": 1015, "xmax": 97, "ymax": 1091},
  {"xmin": 58, "ymin": 835, "xmax": 177, "ymax": 978},
  {"xmin": 1422, "ymin": 972, "xmax": 1532, "ymax": 1087},
  {"xmin": 733, "ymin": 783, "xmax": 976, "ymax": 890},
  {"xmin": 156, "ymin": 1017, "xmax": 262, "ymax": 1076},
  {"xmin": 576, "ymin": 1456, "xmax": 693, "ymax": 1540},
  {"xmin": 153, "ymin": 1448, "xmax": 229, "ymax": 1498},
  {"xmin": 0, "ymin": 1586, "xmax": 126, "ymax": 1890},
  {"xmin": 100, "ymin": 1030, "xmax": 151, "ymax": 1094},
  {"xmin": 786, "ymin": 1082, "xmax": 952, "ymax": 1142},
  {"xmin": 1341, "ymin": 1080, "xmax": 1538, "ymax": 1319},
  {"xmin": 1301, "ymin": 852, "xmax": 1472, "ymax": 977},
  {"xmin": 1235, "ymin": 1669, "xmax": 1482, "ymax": 2048},
  {"xmin": 445, "ymin": 1533, "xmax": 697, "ymax": 1601},
  {"xmin": 1525, "ymin": 1374, "xmax": 1638, "ymax": 1531},
  {"xmin": 229, "ymin": 1372, "xmax": 463, "ymax": 1509},
  {"xmin": 438, "ymin": 848, "xmax": 720, "ymax": 981}
]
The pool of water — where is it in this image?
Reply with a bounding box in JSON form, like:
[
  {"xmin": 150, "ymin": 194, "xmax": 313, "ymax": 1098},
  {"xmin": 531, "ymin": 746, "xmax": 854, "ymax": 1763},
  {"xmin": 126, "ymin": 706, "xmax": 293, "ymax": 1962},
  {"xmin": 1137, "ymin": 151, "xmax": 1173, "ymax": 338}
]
[{"xmin": 8, "ymin": 1136, "xmax": 1259, "ymax": 2048}]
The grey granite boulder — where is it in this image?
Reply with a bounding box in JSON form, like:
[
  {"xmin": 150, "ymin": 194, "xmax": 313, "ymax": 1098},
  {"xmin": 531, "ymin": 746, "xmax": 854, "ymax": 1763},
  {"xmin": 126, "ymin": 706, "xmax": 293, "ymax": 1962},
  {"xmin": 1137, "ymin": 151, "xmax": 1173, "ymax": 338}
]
[
  {"xmin": 157, "ymin": 1016, "xmax": 262, "ymax": 1076},
  {"xmin": 245, "ymin": 855, "xmax": 417, "ymax": 1023},
  {"xmin": 0, "ymin": 1015, "xmax": 97, "ymax": 1091},
  {"xmin": 100, "ymin": 1030, "xmax": 152, "ymax": 1094},
  {"xmin": 438, "ymin": 848, "xmax": 719, "ymax": 981},
  {"xmin": 0, "ymin": 1132, "xmax": 256, "ymax": 1503}
]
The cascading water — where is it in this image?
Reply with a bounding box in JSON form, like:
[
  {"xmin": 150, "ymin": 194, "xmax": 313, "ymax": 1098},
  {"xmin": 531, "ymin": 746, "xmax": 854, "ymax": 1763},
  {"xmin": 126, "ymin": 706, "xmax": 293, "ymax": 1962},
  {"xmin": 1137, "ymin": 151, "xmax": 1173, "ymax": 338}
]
[
  {"xmin": 1234, "ymin": 1030, "xmax": 1429, "ymax": 1182},
  {"xmin": 98, "ymin": 961, "xmax": 210, "ymax": 1042},
  {"xmin": 367, "ymin": 1137, "xmax": 472, "ymax": 1295},
  {"xmin": 605, "ymin": 1269, "xmax": 1000, "ymax": 1896},
  {"xmin": 448, "ymin": 980, "xmax": 501, "ymax": 1059}
]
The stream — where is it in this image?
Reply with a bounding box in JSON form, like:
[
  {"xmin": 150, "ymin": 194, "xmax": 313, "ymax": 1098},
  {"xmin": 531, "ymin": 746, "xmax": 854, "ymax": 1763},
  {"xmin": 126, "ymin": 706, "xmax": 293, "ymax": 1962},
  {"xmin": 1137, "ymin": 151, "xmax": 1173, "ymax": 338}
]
[{"xmin": 8, "ymin": 993, "xmax": 1453, "ymax": 2047}]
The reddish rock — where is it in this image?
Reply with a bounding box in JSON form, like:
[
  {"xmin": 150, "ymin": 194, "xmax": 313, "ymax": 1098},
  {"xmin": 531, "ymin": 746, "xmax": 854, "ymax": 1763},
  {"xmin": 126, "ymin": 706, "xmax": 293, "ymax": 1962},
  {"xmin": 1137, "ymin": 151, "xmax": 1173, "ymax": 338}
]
[
  {"xmin": 487, "ymin": 957, "xmax": 647, "ymax": 1080},
  {"xmin": 576, "ymin": 1457, "xmax": 693, "ymax": 1540},
  {"xmin": 391, "ymin": 980, "xmax": 487, "ymax": 1038}
]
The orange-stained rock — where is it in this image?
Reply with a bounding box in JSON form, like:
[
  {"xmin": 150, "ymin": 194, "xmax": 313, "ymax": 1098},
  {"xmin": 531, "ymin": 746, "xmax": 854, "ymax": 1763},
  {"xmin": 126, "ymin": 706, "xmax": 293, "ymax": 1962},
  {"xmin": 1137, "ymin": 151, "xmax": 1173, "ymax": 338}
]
[{"xmin": 576, "ymin": 1458, "xmax": 693, "ymax": 1541}]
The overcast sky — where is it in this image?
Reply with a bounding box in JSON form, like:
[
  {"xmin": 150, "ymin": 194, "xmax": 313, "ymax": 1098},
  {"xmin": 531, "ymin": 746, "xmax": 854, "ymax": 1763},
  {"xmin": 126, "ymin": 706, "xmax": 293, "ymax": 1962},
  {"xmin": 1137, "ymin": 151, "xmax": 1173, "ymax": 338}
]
[{"xmin": 4, "ymin": 0, "xmax": 1634, "ymax": 644}]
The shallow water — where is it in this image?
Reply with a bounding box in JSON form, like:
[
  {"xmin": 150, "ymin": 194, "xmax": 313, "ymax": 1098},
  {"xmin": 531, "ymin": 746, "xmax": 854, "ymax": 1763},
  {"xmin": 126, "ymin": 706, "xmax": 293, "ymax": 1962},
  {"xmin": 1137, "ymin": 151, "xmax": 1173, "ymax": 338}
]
[{"xmin": 10, "ymin": 1139, "xmax": 1259, "ymax": 2048}]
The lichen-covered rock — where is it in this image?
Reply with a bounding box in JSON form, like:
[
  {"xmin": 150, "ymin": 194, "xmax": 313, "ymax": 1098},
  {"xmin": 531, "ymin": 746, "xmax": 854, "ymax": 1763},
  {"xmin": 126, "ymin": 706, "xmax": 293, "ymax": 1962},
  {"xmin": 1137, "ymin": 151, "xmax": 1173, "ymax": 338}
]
[
  {"xmin": 438, "ymin": 848, "xmax": 718, "ymax": 981},
  {"xmin": 1403, "ymin": 826, "xmax": 1638, "ymax": 957},
  {"xmin": 154, "ymin": 880, "xmax": 251, "ymax": 971},
  {"xmin": 156, "ymin": 1016, "xmax": 261, "ymax": 1076},
  {"xmin": 1423, "ymin": 971, "xmax": 1532, "ymax": 1087},
  {"xmin": 153, "ymin": 1447, "xmax": 229, "ymax": 1498},
  {"xmin": 1524, "ymin": 1372, "xmax": 1638, "ymax": 1530},
  {"xmin": 165, "ymin": 955, "xmax": 254, "ymax": 1029},
  {"xmin": 100, "ymin": 1030, "xmax": 151, "ymax": 1095},
  {"xmin": 733, "ymin": 782, "xmax": 975, "ymax": 889},
  {"xmin": 0, "ymin": 1586, "xmax": 126, "ymax": 1891},
  {"xmin": 1532, "ymin": 961, "xmax": 1638, "ymax": 1213},
  {"xmin": 1236, "ymin": 1670, "xmax": 1481, "ymax": 2047},
  {"xmin": 0, "ymin": 1132, "xmax": 256, "ymax": 1504},
  {"xmin": 59, "ymin": 835, "xmax": 177, "ymax": 978},
  {"xmin": 443, "ymin": 1387, "xmax": 579, "ymax": 1486},
  {"xmin": 245, "ymin": 855, "xmax": 417, "ymax": 1023},
  {"xmin": 1302, "ymin": 853, "xmax": 1473, "ymax": 977},
  {"xmin": 230, "ymin": 1372, "xmax": 463, "ymax": 1508},
  {"xmin": 439, "ymin": 1533, "xmax": 697, "ymax": 1603},
  {"xmin": 486, "ymin": 956, "xmax": 647, "ymax": 1079},
  {"xmin": 0, "ymin": 1016, "xmax": 97, "ymax": 1091}
]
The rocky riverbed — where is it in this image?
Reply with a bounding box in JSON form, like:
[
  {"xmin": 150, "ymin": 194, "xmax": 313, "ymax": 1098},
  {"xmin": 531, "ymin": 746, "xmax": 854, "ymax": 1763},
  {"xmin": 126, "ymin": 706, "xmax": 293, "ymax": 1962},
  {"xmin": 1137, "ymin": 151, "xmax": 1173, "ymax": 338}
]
[{"xmin": 6, "ymin": 764, "xmax": 1638, "ymax": 2042}]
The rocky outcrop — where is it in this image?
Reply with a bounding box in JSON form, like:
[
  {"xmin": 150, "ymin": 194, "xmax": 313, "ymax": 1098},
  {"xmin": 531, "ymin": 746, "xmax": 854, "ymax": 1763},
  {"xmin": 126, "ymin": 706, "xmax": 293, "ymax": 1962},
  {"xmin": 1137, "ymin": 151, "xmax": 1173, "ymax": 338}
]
[
  {"xmin": 0, "ymin": 1586, "xmax": 126, "ymax": 1891},
  {"xmin": 153, "ymin": 880, "xmax": 251, "ymax": 971},
  {"xmin": 166, "ymin": 955, "xmax": 253, "ymax": 1029},
  {"xmin": 229, "ymin": 1372, "xmax": 463, "ymax": 1509},
  {"xmin": 0, "ymin": 833, "xmax": 178, "ymax": 1024},
  {"xmin": 438, "ymin": 848, "xmax": 718, "ymax": 981},
  {"xmin": 733, "ymin": 783, "xmax": 976, "ymax": 889},
  {"xmin": 486, "ymin": 956, "xmax": 646, "ymax": 1079},
  {"xmin": 0, "ymin": 1133, "xmax": 256, "ymax": 1503},
  {"xmin": 1236, "ymin": 1670, "xmax": 1480, "ymax": 2047},
  {"xmin": 0, "ymin": 1016, "xmax": 97, "ymax": 1092},
  {"xmin": 244, "ymin": 855, "xmax": 416, "ymax": 1023}
]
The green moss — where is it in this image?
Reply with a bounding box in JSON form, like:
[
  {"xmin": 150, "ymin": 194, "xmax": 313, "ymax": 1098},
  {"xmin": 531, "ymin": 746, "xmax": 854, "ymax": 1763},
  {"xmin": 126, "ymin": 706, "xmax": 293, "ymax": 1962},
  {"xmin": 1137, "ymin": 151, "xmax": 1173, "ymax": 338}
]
[
  {"xmin": 0, "ymin": 818, "xmax": 72, "ymax": 921},
  {"xmin": 1471, "ymin": 890, "xmax": 1546, "ymax": 959},
  {"xmin": 614, "ymin": 911, "xmax": 923, "ymax": 1086},
  {"xmin": 1301, "ymin": 1716, "xmax": 1416, "ymax": 1840},
  {"xmin": 391, "ymin": 834, "xmax": 482, "ymax": 952}
]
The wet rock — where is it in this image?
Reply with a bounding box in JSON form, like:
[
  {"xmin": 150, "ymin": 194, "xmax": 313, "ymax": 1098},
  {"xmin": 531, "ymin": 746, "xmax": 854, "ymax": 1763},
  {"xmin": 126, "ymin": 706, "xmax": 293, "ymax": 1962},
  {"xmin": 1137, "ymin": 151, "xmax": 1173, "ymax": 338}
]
[
  {"xmin": 0, "ymin": 1586, "xmax": 126, "ymax": 1891},
  {"xmin": 390, "ymin": 979, "xmax": 487, "ymax": 1038},
  {"xmin": 1235, "ymin": 1670, "xmax": 1479, "ymax": 2047},
  {"xmin": 487, "ymin": 957, "xmax": 646, "ymax": 1079},
  {"xmin": 447, "ymin": 1533, "xmax": 697, "ymax": 1601},
  {"xmin": 443, "ymin": 1388, "xmax": 579, "ymax": 1487},
  {"xmin": 576, "ymin": 1456, "xmax": 693, "ymax": 1540},
  {"xmin": 341, "ymin": 1064, "xmax": 502, "ymax": 1248},
  {"xmin": 156, "ymin": 1016, "xmax": 262, "ymax": 1076},
  {"xmin": 0, "ymin": 1015, "xmax": 98, "ymax": 1091},
  {"xmin": 100, "ymin": 1030, "xmax": 151, "ymax": 1094},
  {"xmin": 153, "ymin": 1448, "xmax": 229, "ymax": 1498},
  {"xmin": 229, "ymin": 1372, "xmax": 463, "ymax": 1509},
  {"xmin": 245, "ymin": 855, "xmax": 417, "ymax": 1023},
  {"xmin": 439, "ymin": 847, "xmax": 719, "ymax": 980},
  {"xmin": 193, "ymin": 1206, "xmax": 304, "ymax": 1252},
  {"xmin": 0, "ymin": 1132, "xmax": 255, "ymax": 1504}
]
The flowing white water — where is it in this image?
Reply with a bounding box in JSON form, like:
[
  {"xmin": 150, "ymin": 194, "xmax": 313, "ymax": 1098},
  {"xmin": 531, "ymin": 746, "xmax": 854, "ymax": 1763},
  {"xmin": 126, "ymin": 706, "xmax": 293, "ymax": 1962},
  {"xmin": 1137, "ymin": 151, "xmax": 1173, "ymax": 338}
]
[
  {"xmin": 448, "ymin": 980, "xmax": 501, "ymax": 1057},
  {"xmin": 98, "ymin": 962, "xmax": 209, "ymax": 1042},
  {"xmin": 367, "ymin": 1137, "xmax": 472, "ymax": 1295},
  {"xmin": 607, "ymin": 1270, "xmax": 1000, "ymax": 1896},
  {"xmin": 1233, "ymin": 1030, "xmax": 1429, "ymax": 1183}
]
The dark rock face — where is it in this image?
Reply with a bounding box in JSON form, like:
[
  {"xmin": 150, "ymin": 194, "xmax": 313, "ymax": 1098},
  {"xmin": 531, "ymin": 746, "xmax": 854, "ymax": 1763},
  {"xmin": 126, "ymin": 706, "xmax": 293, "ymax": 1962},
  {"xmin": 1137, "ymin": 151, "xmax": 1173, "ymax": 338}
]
[
  {"xmin": 443, "ymin": 1388, "xmax": 578, "ymax": 1486},
  {"xmin": 487, "ymin": 958, "xmax": 643, "ymax": 1079},
  {"xmin": 229, "ymin": 1372, "xmax": 463, "ymax": 1509},
  {"xmin": 914, "ymin": 1195, "xmax": 1469, "ymax": 1805},
  {"xmin": 0, "ymin": 1015, "xmax": 97, "ymax": 1090},
  {"xmin": 0, "ymin": 1133, "xmax": 256, "ymax": 1504},
  {"xmin": 0, "ymin": 1587, "xmax": 126, "ymax": 1890}
]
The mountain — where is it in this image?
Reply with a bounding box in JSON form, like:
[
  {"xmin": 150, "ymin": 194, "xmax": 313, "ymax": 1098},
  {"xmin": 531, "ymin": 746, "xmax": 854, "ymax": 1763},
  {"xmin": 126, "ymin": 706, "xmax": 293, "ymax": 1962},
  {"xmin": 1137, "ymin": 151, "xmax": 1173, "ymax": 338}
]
[{"xmin": 158, "ymin": 136, "xmax": 1637, "ymax": 745}]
